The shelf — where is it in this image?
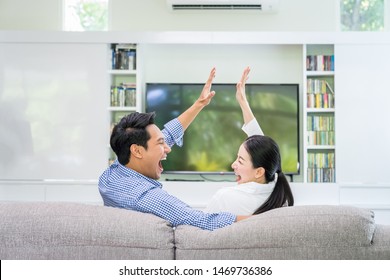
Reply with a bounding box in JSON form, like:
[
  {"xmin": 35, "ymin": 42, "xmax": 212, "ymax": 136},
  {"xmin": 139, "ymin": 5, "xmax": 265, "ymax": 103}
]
[
  {"xmin": 306, "ymin": 108, "xmax": 335, "ymax": 113},
  {"xmin": 305, "ymin": 71, "xmax": 334, "ymax": 76},
  {"xmin": 346, "ymin": 204, "xmax": 390, "ymax": 210},
  {"xmin": 108, "ymin": 106, "xmax": 137, "ymax": 111},
  {"xmin": 307, "ymin": 145, "xmax": 335, "ymax": 150},
  {"xmin": 108, "ymin": 69, "xmax": 137, "ymax": 75},
  {"xmin": 340, "ymin": 184, "xmax": 390, "ymax": 189}
]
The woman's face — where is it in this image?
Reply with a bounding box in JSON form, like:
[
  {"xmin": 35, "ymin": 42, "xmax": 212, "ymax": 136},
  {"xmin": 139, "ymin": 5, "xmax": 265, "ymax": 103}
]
[{"xmin": 231, "ymin": 143, "xmax": 264, "ymax": 184}]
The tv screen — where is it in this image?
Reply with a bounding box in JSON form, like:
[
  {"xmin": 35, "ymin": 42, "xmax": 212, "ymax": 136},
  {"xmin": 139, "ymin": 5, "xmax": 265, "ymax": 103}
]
[{"xmin": 145, "ymin": 83, "xmax": 300, "ymax": 175}]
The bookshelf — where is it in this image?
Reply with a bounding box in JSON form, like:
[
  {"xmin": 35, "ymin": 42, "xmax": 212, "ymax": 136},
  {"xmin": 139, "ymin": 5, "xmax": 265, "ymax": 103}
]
[
  {"xmin": 303, "ymin": 44, "xmax": 336, "ymax": 183},
  {"xmin": 107, "ymin": 43, "xmax": 140, "ymax": 165}
]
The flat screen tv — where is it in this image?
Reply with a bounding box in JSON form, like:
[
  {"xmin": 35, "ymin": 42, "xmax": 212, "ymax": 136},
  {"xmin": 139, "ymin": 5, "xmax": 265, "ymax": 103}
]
[{"xmin": 145, "ymin": 83, "xmax": 300, "ymax": 175}]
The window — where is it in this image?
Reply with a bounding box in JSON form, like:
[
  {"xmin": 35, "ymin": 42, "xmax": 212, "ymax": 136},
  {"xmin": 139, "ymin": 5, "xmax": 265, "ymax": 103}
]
[
  {"xmin": 63, "ymin": 0, "xmax": 108, "ymax": 31},
  {"xmin": 340, "ymin": 0, "xmax": 385, "ymax": 31}
]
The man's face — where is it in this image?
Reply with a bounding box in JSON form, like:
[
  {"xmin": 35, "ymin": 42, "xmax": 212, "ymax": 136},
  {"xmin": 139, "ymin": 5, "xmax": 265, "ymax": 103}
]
[{"xmin": 142, "ymin": 124, "xmax": 171, "ymax": 179}]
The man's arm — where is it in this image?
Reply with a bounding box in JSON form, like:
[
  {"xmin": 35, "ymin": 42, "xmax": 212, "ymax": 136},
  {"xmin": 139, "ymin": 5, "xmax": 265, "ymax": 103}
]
[
  {"xmin": 136, "ymin": 185, "xmax": 236, "ymax": 231},
  {"xmin": 177, "ymin": 67, "xmax": 216, "ymax": 131}
]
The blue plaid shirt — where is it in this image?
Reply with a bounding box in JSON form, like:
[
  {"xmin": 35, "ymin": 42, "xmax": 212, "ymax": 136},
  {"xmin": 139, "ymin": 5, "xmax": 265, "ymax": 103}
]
[{"xmin": 99, "ymin": 118, "xmax": 236, "ymax": 231}]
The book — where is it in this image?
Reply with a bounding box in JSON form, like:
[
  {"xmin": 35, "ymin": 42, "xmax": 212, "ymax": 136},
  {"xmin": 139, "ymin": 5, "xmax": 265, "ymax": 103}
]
[
  {"xmin": 306, "ymin": 55, "xmax": 335, "ymax": 71},
  {"xmin": 111, "ymin": 44, "xmax": 137, "ymax": 70}
]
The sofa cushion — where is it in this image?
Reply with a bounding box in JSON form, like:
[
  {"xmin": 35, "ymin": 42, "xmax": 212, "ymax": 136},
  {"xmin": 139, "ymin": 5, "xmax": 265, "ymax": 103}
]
[
  {"xmin": 175, "ymin": 205, "xmax": 378, "ymax": 259},
  {"xmin": 0, "ymin": 202, "xmax": 175, "ymax": 260}
]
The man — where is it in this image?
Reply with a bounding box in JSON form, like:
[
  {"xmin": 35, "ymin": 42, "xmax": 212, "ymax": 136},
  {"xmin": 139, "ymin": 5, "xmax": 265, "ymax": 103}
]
[{"xmin": 99, "ymin": 68, "xmax": 249, "ymax": 230}]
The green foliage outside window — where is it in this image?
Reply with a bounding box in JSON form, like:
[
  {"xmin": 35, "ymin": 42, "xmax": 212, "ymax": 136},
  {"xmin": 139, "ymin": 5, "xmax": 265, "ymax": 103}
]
[
  {"xmin": 74, "ymin": 1, "xmax": 108, "ymax": 31},
  {"xmin": 340, "ymin": 0, "xmax": 384, "ymax": 31},
  {"xmin": 64, "ymin": 0, "xmax": 108, "ymax": 31}
]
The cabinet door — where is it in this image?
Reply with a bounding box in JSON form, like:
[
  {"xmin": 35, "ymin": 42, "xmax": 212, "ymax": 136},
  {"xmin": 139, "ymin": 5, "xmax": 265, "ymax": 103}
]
[
  {"xmin": 0, "ymin": 43, "xmax": 108, "ymax": 180},
  {"xmin": 335, "ymin": 44, "xmax": 390, "ymax": 184}
]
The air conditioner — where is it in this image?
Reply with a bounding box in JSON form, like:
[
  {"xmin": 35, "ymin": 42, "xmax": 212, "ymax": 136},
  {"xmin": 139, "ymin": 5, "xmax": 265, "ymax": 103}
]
[{"xmin": 167, "ymin": 0, "xmax": 279, "ymax": 12}]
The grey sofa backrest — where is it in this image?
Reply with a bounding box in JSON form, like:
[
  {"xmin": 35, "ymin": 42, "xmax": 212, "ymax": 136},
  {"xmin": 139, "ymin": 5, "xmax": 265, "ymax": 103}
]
[
  {"xmin": 175, "ymin": 205, "xmax": 390, "ymax": 260},
  {"xmin": 1, "ymin": 202, "xmax": 389, "ymax": 260},
  {"xmin": 0, "ymin": 202, "xmax": 175, "ymax": 260}
]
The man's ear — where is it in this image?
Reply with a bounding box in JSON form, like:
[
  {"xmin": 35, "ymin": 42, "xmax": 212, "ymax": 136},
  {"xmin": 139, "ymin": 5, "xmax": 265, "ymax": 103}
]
[
  {"xmin": 255, "ymin": 167, "xmax": 265, "ymax": 179},
  {"xmin": 130, "ymin": 144, "xmax": 143, "ymax": 159}
]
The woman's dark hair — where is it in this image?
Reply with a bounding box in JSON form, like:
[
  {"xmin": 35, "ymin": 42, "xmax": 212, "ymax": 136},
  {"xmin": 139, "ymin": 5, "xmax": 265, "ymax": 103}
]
[
  {"xmin": 243, "ymin": 135, "xmax": 294, "ymax": 215},
  {"xmin": 110, "ymin": 112, "xmax": 156, "ymax": 165}
]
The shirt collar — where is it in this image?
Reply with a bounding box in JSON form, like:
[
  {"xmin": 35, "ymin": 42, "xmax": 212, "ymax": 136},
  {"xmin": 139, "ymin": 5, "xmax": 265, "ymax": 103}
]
[{"xmin": 112, "ymin": 160, "xmax": 163, "ymax": 188}]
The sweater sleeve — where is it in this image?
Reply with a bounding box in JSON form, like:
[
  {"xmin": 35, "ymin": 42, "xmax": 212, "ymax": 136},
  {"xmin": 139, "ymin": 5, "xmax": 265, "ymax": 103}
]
[{"xmin": 242, "ymin": 118, "xmax": 264, "ymax": 136}]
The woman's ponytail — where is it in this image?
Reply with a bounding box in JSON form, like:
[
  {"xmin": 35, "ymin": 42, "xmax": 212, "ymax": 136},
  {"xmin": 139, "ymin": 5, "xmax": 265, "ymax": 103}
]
[
  {"xmin": 243, "ymin": 135, "xmax": 294, "ymax": 215},
  {"xmin": 252, "ymin": 171, "xmax": 294, "ymax": 215}
]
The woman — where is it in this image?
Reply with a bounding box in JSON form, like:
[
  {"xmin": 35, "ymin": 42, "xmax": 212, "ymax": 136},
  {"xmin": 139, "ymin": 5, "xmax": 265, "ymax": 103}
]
[{"xmin": 205, "ymin": 67, "xmax": 294, "ymax": 215}]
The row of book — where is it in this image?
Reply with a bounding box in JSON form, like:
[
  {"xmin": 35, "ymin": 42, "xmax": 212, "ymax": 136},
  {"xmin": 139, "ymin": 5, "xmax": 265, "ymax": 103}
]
[
  {"xmin": 306, "ymin": 55, "xmax": 334, "ymax": 71},
  {"xmin": 307, "ymin": 115, "xmax": 334, "ymax": 132},
  {"xmin": 307, "ymin": 131, "xmax": 335, "ymax": 146},
  {"xmin": 307, "ymin": 152, "xmax": 335, "ymax": 169},
  {"xmin": 307, "ymin": 151, "xmax": 335, "ymax": 182},
  {"xmin": 307, "ymin": 79, "xmax": 335, "ymax": 108},
  {"xmin": 111, "ymin": 44, "xmax": 137, "ymax": 70},
  {"xmin": 307, "ymin": 92, "xmax": 335, "ymax": 109},
  {"xmin": 307, "ymin": 168, "xmax": 336, "ymax": 183},
  {"xmin": 307, "ymin": 79, "xmax": 334, "ymax": 94},
  {"xmin": 110, "ymin": 84, "xmax": 136, "ymax": 107}
]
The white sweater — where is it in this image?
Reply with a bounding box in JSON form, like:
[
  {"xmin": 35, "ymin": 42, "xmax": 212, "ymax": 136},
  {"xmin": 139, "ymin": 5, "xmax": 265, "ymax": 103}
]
[
  {"xmin": 205, "ymin": 118, "xmax": 273, "ymax": 215},
  {"xmin": 205, "ymin": 179, "xmax": 276, "ymax": 215}
]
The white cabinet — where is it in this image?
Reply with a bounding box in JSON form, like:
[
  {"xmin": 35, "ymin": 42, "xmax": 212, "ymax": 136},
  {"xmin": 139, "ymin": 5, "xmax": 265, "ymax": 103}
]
[
  {"xmin": 107, "ymin": 44, "xmax": 141, "ymax": 164},
  {"xmin": 0, "ymin": 42, "xmax": 108, "ymax": 181},
  {"xmin": 303, "ymin": 44, "xmax": 336, "ymax": 183},
  {"xmin": 335, "ymin": 44, "xmax": 390, "ymax": 185},
  {"xmin": 340, "ymin": 185, "xmax": 390, "ymax": 225}
]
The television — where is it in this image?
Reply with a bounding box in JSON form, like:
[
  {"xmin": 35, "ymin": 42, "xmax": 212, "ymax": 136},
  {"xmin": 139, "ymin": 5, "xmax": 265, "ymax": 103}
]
[{"xmin": 145, "ymin": 83, "xmax": 300, "ymax": 175}]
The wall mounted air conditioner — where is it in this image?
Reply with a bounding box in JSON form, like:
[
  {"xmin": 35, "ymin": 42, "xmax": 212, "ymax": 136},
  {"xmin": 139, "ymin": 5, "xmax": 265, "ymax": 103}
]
[{"xmin": 167, "ymin": 0, "xmax": 279, "ymax": 12}]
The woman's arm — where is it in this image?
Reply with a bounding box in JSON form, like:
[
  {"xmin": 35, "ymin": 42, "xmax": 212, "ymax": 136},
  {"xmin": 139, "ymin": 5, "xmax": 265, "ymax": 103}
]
[
  {"xmin": 177, "ymin": 67, "xmax": 216, "ymax": 131},
  {"xmin": 236, "ymin": 66, "xmax": 255, "ymax": 125},
  {"xmin": 237, "ymin": 67, "xmax": 264, "ymax": 136}
]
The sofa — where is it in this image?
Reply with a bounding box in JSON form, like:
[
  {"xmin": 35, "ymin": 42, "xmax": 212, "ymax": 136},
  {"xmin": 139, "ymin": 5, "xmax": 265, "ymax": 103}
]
[{"xmin": 0, "ymin": 202, "xmax": 389, "ymax": 260}]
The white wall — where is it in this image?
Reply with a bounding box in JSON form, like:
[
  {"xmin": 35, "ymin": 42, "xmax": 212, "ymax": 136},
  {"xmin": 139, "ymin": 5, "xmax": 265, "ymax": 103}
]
[
  {"xmin": 0, "ymin": 0, "xmax": 62, "ymax": 30},
  {"xmin": 110, "ymin": 0, "xmax": 338, "ymax": 31},
  {"xmin": 0, "ymin": 0, "xmax": 338, "ymax": 31},
  {"xmin": 141, "ymin": 44, "xmax": 302, "ymax": 83}
]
